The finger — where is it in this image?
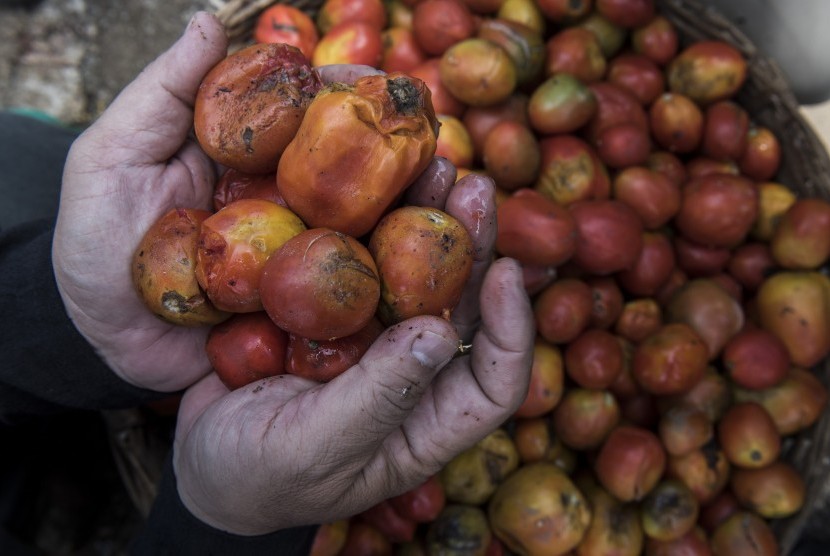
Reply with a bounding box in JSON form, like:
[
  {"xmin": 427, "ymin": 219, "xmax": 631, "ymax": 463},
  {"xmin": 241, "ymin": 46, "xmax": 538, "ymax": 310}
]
[
  {"xmin": 359, "ymin": 258, "xmax": 533, "ymax": 488},
  {"xmin": 170, "ymin": 137, "xmax": 219, "ymax": 210},
  {"xmin": 90, "ymin": 12, "xmax": 228, "ymax": 165},
  {"xmin": 317, "ymin": 64, "xmax": 385, "ymax": 85},
  {"xmin": 403, "ymin": 156, "xmax": 457, "ymax": 209},
  {"xmin": 176, "ymin": 371, "xmax": 318, "ymax": 441},
  {"xmin": 312, "ymin": 316, "xmax": 460, "ymax": 455},
  {"xmin": 443, "ymin": 173, "xmax": 498, "ymax": 341}
]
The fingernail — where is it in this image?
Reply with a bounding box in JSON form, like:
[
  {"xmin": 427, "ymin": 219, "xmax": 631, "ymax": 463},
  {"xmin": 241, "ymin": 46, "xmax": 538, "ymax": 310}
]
[{"xmin": 411, "ymin": 331, "xmax": 457, "ymax": 370}]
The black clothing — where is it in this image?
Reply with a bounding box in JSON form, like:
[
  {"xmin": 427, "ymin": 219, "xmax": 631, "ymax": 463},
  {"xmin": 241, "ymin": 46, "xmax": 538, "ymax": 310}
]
[{"xmin": 0, "ymin": 112, "xmax": 316, "ymax": 555}]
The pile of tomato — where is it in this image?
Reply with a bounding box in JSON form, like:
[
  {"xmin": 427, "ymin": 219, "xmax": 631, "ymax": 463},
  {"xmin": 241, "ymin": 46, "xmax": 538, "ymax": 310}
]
[{"xmin": 131, "ymin": 0, "xmax": 830, "ymax": 553}]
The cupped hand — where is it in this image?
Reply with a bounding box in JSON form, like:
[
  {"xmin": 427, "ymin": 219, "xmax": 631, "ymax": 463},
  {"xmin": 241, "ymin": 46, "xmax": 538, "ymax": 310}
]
[
  {"xmin": 53, "ymin": 12, "xmax": 229, "ymax": 392},
  {"xmin": 175, "ymin": 256, "xmax": 534, "ymax": 535}
]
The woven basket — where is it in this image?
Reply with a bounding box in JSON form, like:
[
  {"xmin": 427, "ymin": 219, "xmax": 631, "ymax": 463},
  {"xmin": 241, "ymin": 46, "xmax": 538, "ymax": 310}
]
[{"xmin": 176, "ymin": 0, "xmax": 830, "ymax": 553}]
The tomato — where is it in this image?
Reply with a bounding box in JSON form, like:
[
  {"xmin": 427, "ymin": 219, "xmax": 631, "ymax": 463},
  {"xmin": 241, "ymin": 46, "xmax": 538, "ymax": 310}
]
[
  {"xmin": 534, "ymin": 0, "xmax": 592, "ymax": 23},
  {"xmin": 412, "ymin": 0, "xmax": 476, "ymax": 56},
  {"xmin": 132, "ymin": 208, "xmax": 230, "ymax": 326},
  {"xmin": 667, "ymin": 40, "xmax": 748, "ymax": 105},
  {"xmin": 408, "ymin": 58, "xmax": 467, "ymax": 118},
  {"xmin": 284, "ymin": 318, "xmax": 384, "ymax": 382},
  {"xmin": 595, "ymin": 0, "xmax": 655, "ymax": 28},
  {"xmin": 205, "ymin": 311, "xmax": 289, "ymax": 390},
  {"xmin": 482, "ymin": 120, "xmax": 540, "ymax": 191},
  {"xmin": 195, "ymin": 199, "xmax": 307, "ymax": 313},
  {"xmin": 213, "ymin": 168, "xmax": 283, "ymax": 211},
  {"xmin": 528, "ymin": 73, "xmax": 597, "ymax": 135},
  {"xmin": 253, "ymin": 4, "xmax": 319, "ymax": 59},
  {"xmin": 544, "ymin": 27, "xmax": 606, "ymax": 84},
  {"xmin": 381, "ymin": 26, "xmax": 427, "ymax": 74},
  {"xmin": 313, "ymin": 21, "xmax": 383, "ymax": 67},
  {"xmin": 440, "ymin": 38, "xmax": 517, "ymax": 107},
  {"xmin": 358, "ymin": 500, "xmax": 417, "ymax": 544},
  {"xmin": 193, "ymin": 43, "xmax": 322, "ymax": 174},
  {"xmin": 435, "ymin": 114, "xmax": 474, "ymax": 169},
  {"xmin": 496, "ymin": 188, "xmax": 576, "ymax": 266},
  {"xmin": 369, "ymin": 206, "xmax": 473, "ymax": 324},
  {"xmin": 514, "ymin": 337, "xmax": 565, "ymax": 418},
  {"xmin": 631, "ymin": 14, "xmax": 679, "ymax": 66},
  {"xmin": 261, "ymin": 228, "xmax": 380, "ymax": 341},
  {"xmin": 277, "ymin": 73, "xmax": 438, "ymax": 238},
  {"xmin": 316, "ymin": 0, "xmax": 387, "ymax": 34},
  {"xmin": 476, "ymin": 18, "xmax": 545, "ymax": 87},
  {"xmin": 389, "ymin": 475, "xmax": 447, "ymax": 523}
]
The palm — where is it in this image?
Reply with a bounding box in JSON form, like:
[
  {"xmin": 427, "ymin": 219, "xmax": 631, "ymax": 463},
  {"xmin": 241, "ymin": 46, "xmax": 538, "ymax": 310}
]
[{"xmin": 52, "ymin": 13, "xmax": 229, "ymax": 391}]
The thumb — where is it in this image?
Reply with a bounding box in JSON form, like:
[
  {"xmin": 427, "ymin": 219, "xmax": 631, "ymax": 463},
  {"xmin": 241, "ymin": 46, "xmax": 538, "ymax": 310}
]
[
  {"xmin": 315, "ymin": 316, "xmax": 460, "ymax": 451},
  {"xmin": 93, "ymin": 11, "xmax": 228, "ymax": 165}
]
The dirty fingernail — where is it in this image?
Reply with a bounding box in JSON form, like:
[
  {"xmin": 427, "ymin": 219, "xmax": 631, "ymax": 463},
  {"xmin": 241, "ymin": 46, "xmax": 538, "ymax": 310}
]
[{"xmin": 411, "ymin": 331, "xmax": 457, "ymax": 370}]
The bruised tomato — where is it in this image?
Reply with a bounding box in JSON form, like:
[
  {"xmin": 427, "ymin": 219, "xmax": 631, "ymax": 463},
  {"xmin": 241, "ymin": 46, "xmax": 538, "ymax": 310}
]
[
  {"xmin": 408, "ymin": 58, "xmax": 467, "ymax": 118},
  {"xmin": 194, "ymin": 43, "xmax": 322, "ymax": 174},
  {"xmin": 369, "ymin": 206, "xmax": 473, "ymax": 324},
  {"xmin": 285, "ymin": 318, "xmax": 385, "ymax": 382},
  {"xmin": 261, "ymin": 228, "xmax": 380, "ymax": 341},
  {"xmin": 206, "ymin": 311, "xmax": 289, "ymax": 390},
  {"xmin": 132, "ymin": 208, "xmax": 230, "ymax": 326},
  {"xmin": 213, "ymin": 168, "xmax": 283, "ymax": 211},
  {"xmin": 278, "ymin": 73, "xmax": 438, "ymax": 238},
  {"xmin": 195, "ymin": 199, "xmax": 307, "ymax": 313},
  {"xmin": 253, "ymin": 4, "xmax": 319, "ymax": 59}
]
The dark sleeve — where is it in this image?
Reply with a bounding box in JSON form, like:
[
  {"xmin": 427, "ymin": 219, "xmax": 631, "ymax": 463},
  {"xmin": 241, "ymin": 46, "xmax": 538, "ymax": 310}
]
[
  {"xmin": 132, "ymin": 455, "xmax": 317, "ymax": 556},
  {"xmin": 0, "ymin": 219, "xmax": 164, "ymax": 424}
]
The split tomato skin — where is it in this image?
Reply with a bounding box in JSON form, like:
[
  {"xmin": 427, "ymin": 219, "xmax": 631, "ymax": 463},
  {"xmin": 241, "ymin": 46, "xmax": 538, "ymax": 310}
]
[
  {"xmin": 195, "ymin": 199, "xmax": 307, "ymax": 313},
  {"xmin": 277, "ymin": 73, "xmax": 438, "ymax": 238}
]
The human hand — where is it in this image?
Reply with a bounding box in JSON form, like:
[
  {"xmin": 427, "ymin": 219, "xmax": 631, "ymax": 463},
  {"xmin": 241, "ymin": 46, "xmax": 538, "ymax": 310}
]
[
  {"xmin": 173, "ymin": 163, "xmax": 534, "ymax": 534},
  {"xmin": 53, "ymin": 12, "xmax": 229, "ymax": 392},
  {"xmin": 49, "ymin": 18, "xmax": 445, "ymax": 394}
]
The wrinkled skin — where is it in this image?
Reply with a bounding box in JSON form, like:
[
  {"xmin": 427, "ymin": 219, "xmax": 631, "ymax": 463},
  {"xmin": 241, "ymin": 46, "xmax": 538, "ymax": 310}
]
[{"xmin": 53, "ymin": 12, "xmax": 534, "ymax": 536}]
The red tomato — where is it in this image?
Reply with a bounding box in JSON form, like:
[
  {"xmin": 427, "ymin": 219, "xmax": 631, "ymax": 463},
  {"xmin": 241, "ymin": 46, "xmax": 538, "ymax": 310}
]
[
  {"xmin": 317, "ymin": 0, "xmax": 388, "ymax": 34},
  {"xmin": 381, "ymin": 26, "xmax": 427, "ymax": 74},
  {"xmin": 388, "ymin": 475, "xmax": 446, "ymax": 523},
  {"xmin": 357, "ymin": 500, "xmax": 417, "ymax": 544},
  {"xmin": 313, "ymin": 21, "xmax": 384, "ymax": 67},
  {"xmin": 284, "ymin": 318, "xmax": 385, "ymax": 382},
  {"xmin": 206, "ymin": 312, "xmax": 289, "ymax": 390},
  {"xmin": 253, "ymin": 4, "xmax": 319, "ymax": 59}
]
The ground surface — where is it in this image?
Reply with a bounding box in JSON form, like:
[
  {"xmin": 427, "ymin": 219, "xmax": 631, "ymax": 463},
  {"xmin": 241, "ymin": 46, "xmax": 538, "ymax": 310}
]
[{"xmin": 0, "ymin": 0, "xmax": 212, "ymax": 125}]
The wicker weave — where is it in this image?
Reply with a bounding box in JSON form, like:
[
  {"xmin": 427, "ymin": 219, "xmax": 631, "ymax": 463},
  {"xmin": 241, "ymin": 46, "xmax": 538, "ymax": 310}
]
[{"xmin": 188, "ymin": 1, "xmax": 830, "ymax": 553}]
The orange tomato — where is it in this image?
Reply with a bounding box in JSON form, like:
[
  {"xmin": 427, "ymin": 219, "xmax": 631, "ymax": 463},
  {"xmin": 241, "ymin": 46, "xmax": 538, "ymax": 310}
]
[
  {"xmin": 253, "ymin": 4, "xmax": 319, "ymax": 59},
  {"xmin": 312, "ymin": 21, "xmax": 384, "ymax": 67}
]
